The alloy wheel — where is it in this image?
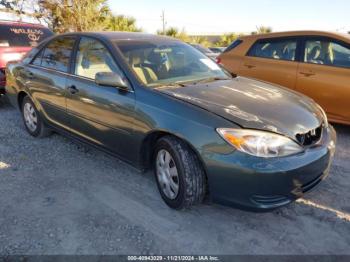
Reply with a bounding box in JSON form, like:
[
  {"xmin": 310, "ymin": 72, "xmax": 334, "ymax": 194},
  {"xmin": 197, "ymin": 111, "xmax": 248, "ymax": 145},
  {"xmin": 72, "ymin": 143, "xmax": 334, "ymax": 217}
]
[
  {"xmin": 156, "ymin": 149, "xmax": 180, "ymax": 200},
  {"xmin": 23, "ymin": 102, "xmax": 38, "ymax": 132}
]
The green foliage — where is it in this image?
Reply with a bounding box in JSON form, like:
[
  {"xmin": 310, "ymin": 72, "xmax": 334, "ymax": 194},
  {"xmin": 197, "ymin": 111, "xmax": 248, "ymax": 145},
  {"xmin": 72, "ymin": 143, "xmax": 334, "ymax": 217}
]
[
  {"xmin": 107, "ymin": 15, "xmax": 141, "ymax": 32},
  {"xmin": 37, "ymin": 0, "xmax": 111, "ymax": 33},
  {"xmin": 251, "ymin": 26, "xmax": 273, "ymax": 35},
  {"xmin": 158, "ymin": 27, "xmax": 190, "ymax": 42},
  {"xmin": 190, "ymin": 36, "xmax": 210, "ymax": 47},
  {"xmin": 215, "ymin": 33, "xmax": 242, "ymax": 47},
  {"xmin": 1, "ymin": 0, "xmax": 141, "ymax": 33}
]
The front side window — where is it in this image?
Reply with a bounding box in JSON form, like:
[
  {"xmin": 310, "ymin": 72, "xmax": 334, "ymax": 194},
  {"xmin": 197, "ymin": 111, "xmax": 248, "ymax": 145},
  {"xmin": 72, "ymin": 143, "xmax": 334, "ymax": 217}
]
[
  {"xmin": 75, "ymin": 37, "xmax": 122, "ymax": 80},
  {"xmin": 31, "ymin": 49, "xmax": 44, "ymax": 66},
  {"xmin": 248, "ymin": 38, "xmax": 297, "ymax": 61},
  {"xmin": 304, "ymin": 39, "xmax": 350, "ymax": 68},
  {"xmin": 40, "ymin": 37, "xmax": 76, "ymax": 72},
  {"xmin": 115, "ymin": 40, "xmax": 231, "ymax": 86}
]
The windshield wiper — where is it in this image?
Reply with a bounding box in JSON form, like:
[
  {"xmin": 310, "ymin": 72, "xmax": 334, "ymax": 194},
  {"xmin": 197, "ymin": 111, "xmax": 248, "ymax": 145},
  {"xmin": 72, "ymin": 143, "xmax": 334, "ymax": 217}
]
[
  {"xmin": 152, "ymin": 75, "xmax": 234, "ymax": 89},
  {"xmin": 153, "ymin": 82, "xmax": 187, "ymax": 89},
  {"xmin": 191, "ymin": 76, "xmax": 232, "ymax": 85}
]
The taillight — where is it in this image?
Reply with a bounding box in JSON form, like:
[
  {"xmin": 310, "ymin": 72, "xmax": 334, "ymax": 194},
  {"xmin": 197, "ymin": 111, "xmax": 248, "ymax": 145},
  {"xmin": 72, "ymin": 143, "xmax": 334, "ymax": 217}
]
[
  {"xmin": 216, "ymin": 57, "xmax": 222, "ymax": 65},
  {"xmin": 2, "ymin": 52, "xmax": 25, "ymax": 63}
]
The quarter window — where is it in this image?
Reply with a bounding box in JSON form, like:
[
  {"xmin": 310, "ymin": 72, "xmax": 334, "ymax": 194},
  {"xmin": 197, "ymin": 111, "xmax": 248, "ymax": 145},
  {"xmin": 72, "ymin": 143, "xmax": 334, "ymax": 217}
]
[
  {"xmin": 75, "ymin": 37, "xmax": 122, "ymax": 80},
  {"xmin": 304, "ymin": 39, "xmax": 350, "ymax": 68},
  {"xmin": 39, "ymin": 37, "xmax": 75, "ymax": 72},
  {"xmin": 224, "ymin": 39, "xmax": 243, "ymax": 53},
  {"xmin": 248, "ymin": 38, "xmax": 297, "ymax": 61}
]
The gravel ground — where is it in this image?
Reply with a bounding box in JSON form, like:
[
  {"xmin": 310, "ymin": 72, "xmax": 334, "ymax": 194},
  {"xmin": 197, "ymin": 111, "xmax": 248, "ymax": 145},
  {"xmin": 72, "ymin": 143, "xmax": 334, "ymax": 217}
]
[{"xmin": 0, "ymin": 97, "xmax": 349, "ymax": 255}]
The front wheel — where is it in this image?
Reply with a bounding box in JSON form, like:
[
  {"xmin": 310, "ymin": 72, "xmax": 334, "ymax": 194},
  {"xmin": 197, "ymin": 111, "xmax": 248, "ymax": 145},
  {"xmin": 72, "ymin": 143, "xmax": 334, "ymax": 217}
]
[
  {"xmin": 154, "ymin": 136, "xmax": 206, "ymax": 209},
  {"xmin": 21, "ymin": 96, "xmax": 51, "ymax": 138}
]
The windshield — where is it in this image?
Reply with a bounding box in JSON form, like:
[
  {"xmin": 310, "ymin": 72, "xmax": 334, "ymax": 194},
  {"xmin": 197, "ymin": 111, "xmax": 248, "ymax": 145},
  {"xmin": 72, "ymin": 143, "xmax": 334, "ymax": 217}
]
[
  {"xmin": 0, "ymin": 25, "xmax": 53, "ymax": 47},
  {"xmin": 114, "ymin": 40, "xmax": 231, "ymax": 87},
  {"xmin": 191, "ymin": 44, "xmax": 213, "ymax": 54}
]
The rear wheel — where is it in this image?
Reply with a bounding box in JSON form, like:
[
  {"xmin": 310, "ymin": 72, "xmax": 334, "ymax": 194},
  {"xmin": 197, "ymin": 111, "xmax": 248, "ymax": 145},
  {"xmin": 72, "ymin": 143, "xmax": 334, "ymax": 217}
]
[
  {"xmin": 154, "ymin": 136, "xmax": 206, "ymax": 209},
  {"xmin": 21, "ymin": 96, "xmax": 51, "ymax": 138}
]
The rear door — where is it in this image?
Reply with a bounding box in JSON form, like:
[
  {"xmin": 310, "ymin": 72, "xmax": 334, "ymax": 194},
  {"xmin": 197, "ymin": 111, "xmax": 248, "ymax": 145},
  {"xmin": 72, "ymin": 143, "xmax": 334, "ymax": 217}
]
[
  {"xmin": 296, "ymin": 37, "xmax": 350, "ymax": 123},
  {"xmin": 24, "ymin": 36, "xmax": 76, "ymax": 129},
  {"xmin": 238, "ymin": 37, "xmax": 299, "ymax": 90},
  {"xmin": 65, "ymin": 36, "xmax": 136, "ymax": 158}
]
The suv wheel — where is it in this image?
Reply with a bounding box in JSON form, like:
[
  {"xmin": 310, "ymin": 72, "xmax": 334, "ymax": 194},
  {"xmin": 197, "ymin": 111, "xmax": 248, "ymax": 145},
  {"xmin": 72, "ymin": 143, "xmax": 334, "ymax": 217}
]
[
  {"xmin": 21, "ymin": 96, "xmax": 51, "ymax": 137},
  {"xmin": 154, "ymin": 136, "xmax": 206, "ymax": 209}
]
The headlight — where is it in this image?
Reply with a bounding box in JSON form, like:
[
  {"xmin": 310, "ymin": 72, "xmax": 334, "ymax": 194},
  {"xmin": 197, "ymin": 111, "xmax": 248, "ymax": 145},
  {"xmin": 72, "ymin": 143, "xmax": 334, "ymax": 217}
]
[
  {"xmin": 217, "ymin": 128, "xmax": 303, "ymax": 158},
  {"xmin": 316, "ymin": 104, "xmax": 328, "ymax": 128}
]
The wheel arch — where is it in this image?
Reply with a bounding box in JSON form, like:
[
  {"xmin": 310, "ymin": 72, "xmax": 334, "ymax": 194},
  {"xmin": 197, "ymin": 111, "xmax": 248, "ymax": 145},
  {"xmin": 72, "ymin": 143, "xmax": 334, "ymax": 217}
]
[
  {"xmin": 17, "ymin": 91, "xmax": 29, "ymax": 110},
  {"xmin": 140, "ymin": 130, "xmax": 208, "ymax": 177}
]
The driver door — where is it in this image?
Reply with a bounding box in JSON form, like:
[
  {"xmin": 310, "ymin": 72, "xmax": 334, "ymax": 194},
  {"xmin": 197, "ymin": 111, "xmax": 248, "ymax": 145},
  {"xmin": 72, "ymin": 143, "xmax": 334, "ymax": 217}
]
[{"xmin": 65, "ymin": 36, "xmax": 136, "ymax": 158}]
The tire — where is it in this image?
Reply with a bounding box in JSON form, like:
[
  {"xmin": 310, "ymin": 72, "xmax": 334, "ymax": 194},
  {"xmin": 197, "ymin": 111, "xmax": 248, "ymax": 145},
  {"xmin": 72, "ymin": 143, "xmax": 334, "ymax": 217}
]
[
  {"xmin": 153, "ymin": 136, "xmax": 206, "ymax": 209},
  {"xmin": 21, "ymin": 96, "xmax": 51, "ymax": 138}
]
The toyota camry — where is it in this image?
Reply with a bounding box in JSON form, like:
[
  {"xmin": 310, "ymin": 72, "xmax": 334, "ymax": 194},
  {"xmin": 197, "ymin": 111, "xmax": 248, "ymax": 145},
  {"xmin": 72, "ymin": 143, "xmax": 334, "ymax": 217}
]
[{"xmin": 5, "ymin": 32, "xmax": 336, "ymax": 211}]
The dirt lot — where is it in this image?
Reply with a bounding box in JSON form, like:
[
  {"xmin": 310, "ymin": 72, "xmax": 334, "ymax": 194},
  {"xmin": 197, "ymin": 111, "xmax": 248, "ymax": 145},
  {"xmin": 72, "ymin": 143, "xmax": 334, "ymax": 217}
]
[{"xmin": 0, "ymin": 98, "xmax": 349, "ymax": 255}]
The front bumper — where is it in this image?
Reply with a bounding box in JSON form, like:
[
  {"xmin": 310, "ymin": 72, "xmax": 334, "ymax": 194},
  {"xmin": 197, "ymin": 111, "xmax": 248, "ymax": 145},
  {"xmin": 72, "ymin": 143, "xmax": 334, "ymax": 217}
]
[{"xmin": 205, "ymin": 126, "xmax": 336, "ymax": 211}]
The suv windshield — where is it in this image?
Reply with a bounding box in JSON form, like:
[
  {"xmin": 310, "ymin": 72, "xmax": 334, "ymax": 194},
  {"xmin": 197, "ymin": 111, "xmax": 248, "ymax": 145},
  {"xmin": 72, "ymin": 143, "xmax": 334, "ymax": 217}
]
[
  {"xmin": 115, "ymin": 40, "xmax": 231, "ymax": 87},
  {"xmin": 0, "ymin": 24, "xmax": 53, "ymax": 47}
]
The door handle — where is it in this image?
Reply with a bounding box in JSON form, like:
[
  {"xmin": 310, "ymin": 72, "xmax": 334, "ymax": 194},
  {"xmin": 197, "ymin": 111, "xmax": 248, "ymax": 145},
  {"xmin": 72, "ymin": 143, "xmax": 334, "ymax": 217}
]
[
  {"xmin": 67, "ymin": 85, "xmax": 79, "ymax": 94},
  {"xmin": 243, "ymin": 64, "xmax": 256, "ymax": 69},
  {"xmin": 299, "ymin": 71, "xmax": 315, "ymax": 77},
  {"xmin": 24, "ymin": 70, "xmax": 34, "ymax": 79}
]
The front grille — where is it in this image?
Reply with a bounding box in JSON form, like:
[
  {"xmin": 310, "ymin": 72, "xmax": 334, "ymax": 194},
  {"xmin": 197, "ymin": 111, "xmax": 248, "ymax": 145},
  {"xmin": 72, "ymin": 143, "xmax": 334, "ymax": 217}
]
[{"xmin": 296, "ymin": 125, "xmax": 322, "ymax": 146}]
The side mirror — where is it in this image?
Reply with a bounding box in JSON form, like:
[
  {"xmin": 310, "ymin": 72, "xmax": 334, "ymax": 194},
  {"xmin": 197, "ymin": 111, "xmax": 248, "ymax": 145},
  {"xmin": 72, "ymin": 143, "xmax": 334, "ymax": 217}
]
[{"xmin": 95, "ymin": 72, "xmax": 129, "ymax": 90}]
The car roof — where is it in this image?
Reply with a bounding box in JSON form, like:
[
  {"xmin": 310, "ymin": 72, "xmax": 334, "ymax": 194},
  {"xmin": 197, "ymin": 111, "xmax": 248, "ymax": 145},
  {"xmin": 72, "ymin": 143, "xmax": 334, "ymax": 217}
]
[
  {"xmin": 59, "ymin": 31, "xmax": 180, "ymax": 43},
  {"xmin": 0, "ymin": 20, "xmax": 48, "ymax": 28},
  {"xmin": 239, "ymin": 30, "xmax": 350, "ymax": 42}
]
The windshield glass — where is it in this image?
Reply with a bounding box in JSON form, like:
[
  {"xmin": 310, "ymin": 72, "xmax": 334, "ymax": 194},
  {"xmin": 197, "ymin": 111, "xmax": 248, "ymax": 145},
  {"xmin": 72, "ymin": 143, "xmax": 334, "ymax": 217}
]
[
  {"xmin": 114, "ymin": 40, "xmax": 231, "ymax": 87},
  {"xmin": 0, "ymin": 25, "xmax": 53, "ymax": 47},
  {"xmin": 191, "ymin": 44, "xmax": 213, "ymax": 54}
]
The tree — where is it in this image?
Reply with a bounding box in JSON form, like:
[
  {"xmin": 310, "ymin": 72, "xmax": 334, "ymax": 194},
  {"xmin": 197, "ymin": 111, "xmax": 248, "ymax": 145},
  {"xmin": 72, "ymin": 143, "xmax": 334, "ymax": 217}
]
[
  {"xmin": 215, "ymin": 33, "xmax": 242, "ymax": 47},
  {"xmin": 251, "ymin": 26, "xmax": 273, "ymax": 35},
  {"xmin": 190, "ymin": 36, "xmax": 210, "ymax": 47},
  {"xmin": 37, "ymin": 0, "xmax": 111, "ymax": 33},
  {"xmin": 1, "ymin": 0, "xmax": 141, "ymax": 33},
  {"xmin": 0, "ymin": 0, "xmax": 41, "ymax": 21},
  {"xmin": 107, "ymin": 15, "xmax": 141, "ymax": 32},
  {"xmin": 158, "ymin": 27, "xmax": 189, "ymax": 42}
]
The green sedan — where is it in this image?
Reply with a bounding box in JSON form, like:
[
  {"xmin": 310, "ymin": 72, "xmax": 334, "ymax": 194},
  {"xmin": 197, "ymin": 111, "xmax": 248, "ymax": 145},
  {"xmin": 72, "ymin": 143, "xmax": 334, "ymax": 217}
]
[{"xmin": 5, "ymin": 32, "xmax": 336, "ymax": 211}]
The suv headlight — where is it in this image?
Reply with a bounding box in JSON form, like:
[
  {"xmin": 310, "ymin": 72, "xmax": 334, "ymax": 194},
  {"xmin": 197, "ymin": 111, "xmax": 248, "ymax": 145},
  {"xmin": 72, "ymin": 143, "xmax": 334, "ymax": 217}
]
[{"xmin": 217, "ymin": 128, "xmax": 303, "ymax": 158}]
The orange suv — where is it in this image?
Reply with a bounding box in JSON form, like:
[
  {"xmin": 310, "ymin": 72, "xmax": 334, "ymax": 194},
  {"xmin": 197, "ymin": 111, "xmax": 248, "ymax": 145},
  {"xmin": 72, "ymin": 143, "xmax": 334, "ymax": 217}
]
[{"xmin": 218, "ymin": 31, "xmax": 350, "ymax": 125}]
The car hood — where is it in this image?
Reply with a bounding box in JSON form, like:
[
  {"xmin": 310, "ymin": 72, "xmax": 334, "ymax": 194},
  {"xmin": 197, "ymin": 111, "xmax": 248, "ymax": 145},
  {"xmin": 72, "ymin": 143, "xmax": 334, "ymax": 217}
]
[{"xmin": 156, "ymin": 77, "xmax": 324, "ymax": 140}]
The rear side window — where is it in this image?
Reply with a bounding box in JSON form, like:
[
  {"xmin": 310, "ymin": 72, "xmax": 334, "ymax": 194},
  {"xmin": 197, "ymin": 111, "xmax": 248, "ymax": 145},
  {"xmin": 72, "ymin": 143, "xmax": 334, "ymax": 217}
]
[
  {"xmin": 0, "ymin": 24, "xmax": 53, "ymax": 47},
  {"xmin": 248, "ymin": 38, "xmax": 297, "ymax": 61},
  {"xmin": 304, "ymin": 39, "xmax": 350, "ymax": 68},
  {"xmin": 223, "ymin": 39, "xmax": 243, "ymax": 53},
  {"xmin": 39, "ymin": 37, "xmax": 76, "ymax": 72}
]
